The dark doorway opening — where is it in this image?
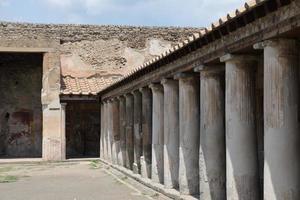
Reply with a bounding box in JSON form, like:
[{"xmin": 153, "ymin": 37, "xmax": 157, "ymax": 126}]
[
  {"xmin": 0, "ymin": 53, "xmax": 43, "ymax": 158},
  {"xmin": 66, "ymin": 102, "xmax": 100, "ymax": 158}
]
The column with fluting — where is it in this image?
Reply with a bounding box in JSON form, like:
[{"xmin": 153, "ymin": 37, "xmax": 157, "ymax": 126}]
[
  {"xmin": 161, "ymin": 78, "xmax": 179, "ymax": 189},
  {"xmin": 125, "ymin": 94, "xmax": 134, "ymax": 170},
  {"xmin": 118, "ymin": 96, "xmax": 127, "ymax": 167},
  {"xmin": 221, "ymin": 54, "xmax": 260, "ymax": 199},
  {"xmin": 149, "ymin": 83, "xmax": 164, "ymax": 184},
  {"xmin": 132, "ymin": 90, "xmax": 143, "ymax": 174},
  {"xmin": 112, "ymin": 98, "xmax": 121, "ymax": 165},
  {"xmin": 140, "ymin": 87, "xmax": 152, "ymax": 179},
  {"xmin": 175, "ymin": 72, "xmax": 200, "ymax": 196},
  {"xmin": 195, "ymin": 66, "xmax": 226, "ymax": 199},
  {"xmin": 261, "ymin": 39, "xmax": 300, "ymax": 200}
]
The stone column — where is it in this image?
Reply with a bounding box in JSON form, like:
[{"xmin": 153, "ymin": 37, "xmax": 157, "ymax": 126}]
[
  {"xmin": 140, "ymin": 87, "xmax": 152, "ymax": 179},
  {"xmin": 107, "ymin": 100, "xmax": 113, "ymax": 163},
  {"xmin": 195, "ymin": 66, "xmax": 226, "ymax": 199},
  {"xmin": 112, "ymin": 98, "xmax": 120, "ymax": 165},
  {"xmin": 100, "ymin": 102, "xmax": 104, "ymax": 159},
  {"xmin": 103, "ymin": 101, "xmax": 108, "ymax": 161},
  {"xmin": 161, "ymin": 78, "xmax": 179, "ymax": 189},
  {"xmin": 118, "ymin": 96, "xmax": 127, "ymax": 167},
  {"xmin": 125, "ymin": 94, "xmax": 134, "ymax": 170},
  {"xmin": 60, "ymin": 103, "xmax": 67, "ymax": 160},
  {"xmin": 149, "ymin": 83, "xmax": 164, "ymax": 184},
  {"xmin": 175, "ymin": 73, "xmax": 200, "ymax": 196},
  {"xmin": 221, "ymin": 54, "xmax": 260, "ymax": 199},
  {"xmin": 132, "ymin": 90, "xmax": 143, "ymax": 174},
  {"xmin": 262, "ymin": 39, "xmax": 300, "ymax": 200}
]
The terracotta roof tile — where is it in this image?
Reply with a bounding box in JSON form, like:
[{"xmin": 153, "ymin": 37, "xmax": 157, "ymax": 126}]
[{"xmin": 61, "ymin": 75, "xmax": 115, "ymax": 95}]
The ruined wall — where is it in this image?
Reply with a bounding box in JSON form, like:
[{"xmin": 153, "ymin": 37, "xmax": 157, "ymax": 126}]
[
  {"xmin": 66, "ymin": 102, "xmax": 100, "ymax": 158},
  {"xmin": 0, "ymin": 53, "xmax": 43, "ymax": 157},
  {"xmin": 0, "ymin": 22, "xmax": 203, "ymax": 80}
]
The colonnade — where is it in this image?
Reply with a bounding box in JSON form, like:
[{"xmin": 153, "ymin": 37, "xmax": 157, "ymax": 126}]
[{"xmin": 100, "ymin": 39, "xmax": 300, "ymax": 199}]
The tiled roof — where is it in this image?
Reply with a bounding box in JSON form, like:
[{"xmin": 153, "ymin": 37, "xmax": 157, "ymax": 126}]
[
  {"xmin": 61, "ymin": 75, "xmax": 115, "ymax": 95},
  {"xmin": 99, "ymin": 0, "xmax": 269, "ymax": 94}
]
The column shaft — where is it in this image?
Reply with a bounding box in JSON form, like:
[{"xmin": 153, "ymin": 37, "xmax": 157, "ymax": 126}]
[
  {"xmin": 223, "ymin": 54, "xmax": 260, "ymax": 199},
  {"xmin": 119, "ymin": 96, "xmax": 127, "ymax": 167},
  {"xmin": 125, "ymin": 94, "xmax": 134, "ymax": 170},
  {"xmin": 150, "ymin": 84, "xmax": 164, "ymax": 184},
  {"xmin": 107, "ymin": 101, "xmax": 113, "ymax": 163},
  {"xmin": 199, "ymin": 69, "xmax": 226, "ymax": 199},
  {"xmin": 100, "ymin": 103, "xmax": 104, "ymax": 159},
  {"xmin": 263, "ymin": 39, "xmax": 300, "ymax": 200},
  {"xmin": 132, "ymin": 90, "xmax": 143, "ymax": 174},
  {"xmin": 177, "ymin": 73, "xmax": 200, "ymax": 195},
  {"xmin": 162, "ymin": 79, "xmax": 179, "ymax": 189},
  {"xmin": 103, "ymin": 102, "xmax": 108, "ymax": 161},
  {"xmin": 140, "ymin": 87, "xmax": 152, "ymax": 179},
  {"xmin": 112, "ymin": 99, "xmax": 120, "ymax": 165}
]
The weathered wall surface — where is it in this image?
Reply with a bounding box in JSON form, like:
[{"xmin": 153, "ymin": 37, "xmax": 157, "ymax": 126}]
[
  {"xmin": 0, "ymin": 22, "xmax": 202, "ymax": 79},
  {"xmin": 66, "ymin": 102, "xmax": 100, "ymax": 158},
  {"xmin": 0, "ymin": 53, "xmax": 43, "ymax": 157},
  {"xmin": 0, "ymin": 21, "xmax": 201, "ymax": 160}
]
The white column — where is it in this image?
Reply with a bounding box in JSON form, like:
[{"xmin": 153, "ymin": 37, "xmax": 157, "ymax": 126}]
[
  {"xmin": 175, "ymin": 73, "xmax": 200, "ymax": 196},
  {"xmin": 195, "ymin": 66, "xmax": 226, "ymax": 199},
  {"xmin": 221, "ymin": 54, "xmax": 260, "ymax": 199},
  {"xmin": 161, "ymin": 78, "xmax": 179, "ymax": 189},
  {"xmin": 262, "ymin": 39, "xmax": 300, "ymax": 200},
  {"xmin": 150, "ymin": 83, "xmax": 164, "ymax": 184}
]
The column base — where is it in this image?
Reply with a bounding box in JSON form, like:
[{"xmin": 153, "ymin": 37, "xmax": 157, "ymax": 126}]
[
  {"xmin": 140, "ymin": 156, "xmax": 151, "ymax": 179},
  {"xmin": 133, "ymin": 162, "xmax": 140, "ymax": 174}
]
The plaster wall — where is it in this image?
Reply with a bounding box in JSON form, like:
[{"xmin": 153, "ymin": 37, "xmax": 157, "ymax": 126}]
[{"xmin": 0, "ymin": 53, "xmax": 43, "ymax": 158}]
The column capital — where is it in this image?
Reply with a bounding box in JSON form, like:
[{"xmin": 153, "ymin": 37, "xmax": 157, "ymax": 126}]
[
  {"xmin": 149, "ymin": 83, "xmax": 163, "ymax": 92},
  {"xmin": 139, "ymin": 87, "xmax": 151, "ymax": 93},
  {"xmin": 220, "ymin": 54, "xmax": 259, "ymax": 63},
  {"xmin": 161, "ymin": 78, "xmax": 177, "ymax": 85},
  {"xmin": 124, "ymin": 93, "xmax": 133, "ymax": 98},
  {"xmin": 194, "ymin": 64, "xmax": 224, "ymax": 74},
  {"xmin": 131, "ymin": 89, "xmax": 141, "ymax": 96},
  {"xmin": 254, "ymin": 38, "xmax": 298, "ymax": 49},
  {"xmin": 117, "ymin": 95, "xmax": 125, "ymax": 100},
  {"xmin": 174, "ymin": 72, "xmax": 198, "ymax": 80}
]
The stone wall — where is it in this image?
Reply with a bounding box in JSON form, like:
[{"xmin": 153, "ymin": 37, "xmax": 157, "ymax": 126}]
[
  {"xmin": 0, "ymin": 21, "xmax": 202, "ymax": 161},
  {"xmin": 0, "ymin": 22, "xmax": 203, "ymax": 79},
  {"xmin": 0, "ymin": 53, "xmax": 43, "ymax": 157}
]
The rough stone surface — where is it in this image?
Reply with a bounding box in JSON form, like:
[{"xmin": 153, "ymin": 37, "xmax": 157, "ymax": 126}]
[{"xmin": 0, "ymin": 22, "xmax": 202, "ymax": 82}]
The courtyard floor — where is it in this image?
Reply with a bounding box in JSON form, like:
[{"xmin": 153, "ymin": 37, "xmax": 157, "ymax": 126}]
[{"xmin": 0, "ymin": 160, "xmax": 170, "ymax": 200}]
